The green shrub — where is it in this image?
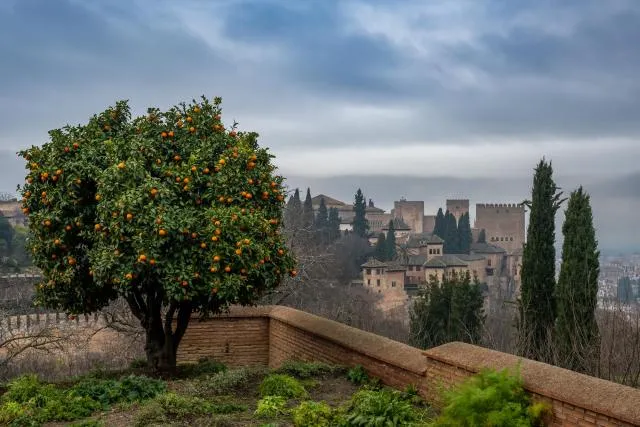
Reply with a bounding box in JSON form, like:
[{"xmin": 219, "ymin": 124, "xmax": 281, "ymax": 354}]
[
  {"xmin": 346, "ymin": 388, "xmax": 416, "ymax": 426},
  {"xmin": 192, "ymin": 366, "xmax": 265, "ymax": 395},
  {"xmin": 276, "ymin": 360, "xmax": 344, "ymax": 379},
  {"xmin": 292, "ymin": 400, "xmax": 334, "ymax": 427},
  {"xmin": 2, "ymin": 375, "xmax": 43, "ymax": 404},
  {"xmin": 346, "ymin": 365, "xmax": 369, "ymax": 385},
  {"xmin": 432, "ymin": 367, "xmax": 551, "ymax": 426},
  {"xmin": 254, "ymin": 395, "xmax": 288, "ymax": 418},
  {"xmin": 129, "ymin": 358, "xmax": 148, "ymax": 369},
  {"xmin": 70, "ymin": 375, "xmax": 166, "ymax": 407},
  {"xmin": 180, "ymin": 357, "xmax": 227, "ymax": 378},
  {"xmin": 259, "ymin": 374, "xmax": 308, "ymax": 399},
  {"xmin": 134, "ymin": 392, "xmax": 246, "ymax": 427}
]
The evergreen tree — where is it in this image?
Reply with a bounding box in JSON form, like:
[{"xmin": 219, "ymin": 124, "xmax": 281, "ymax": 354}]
[
  {"xmin": 302, "ymin": 188, "xmax": 314, "ymax": 229},
  {"xmin": 315, "ymin": 197, "xmax": 329, "ymax": 229},
  {"xmin": 457, "ymin": 212, "xmax": 472, "ymax": 254},
  {"xmin": 0, "ymin": 215, "xmax": 14, "ymax": 256},
  {"xmin": 284, "ymin": 188, "xmax": 303, "ymax": 231},
  {"xmin": 386, "ymin": 220, "xmax": 397, "ymax": 261},
  {"xmin": 517, "ymin": 158, "xmax": 565, "ymax": 364},
  {"xmin": 433, "ymin": 208, "xmax": 445, "ymax": 238},
  {"xmin": 328, "ymin": 207, "xmax": 341, "ymax": 242},
  {"xmin": 374, "ymin": 233, "xmax": 387, "ymax": 261},
  {"xmin": 352, "ymin": 189, "xmax": 369, "ymax": 238},
  {"xmin": 443, "ymin": 211, "xmax": 459, "ymax": 254},
  {"xmin": 410, "ymin": 271, "xmax": 485, "ymax": 349},
  {"xmin": 556, "ymin": 187, "xmax": 600, "ymax": 374},
  {"xmin": 477, "ymin": 229, "xmax": 486, "ymax": 244}
]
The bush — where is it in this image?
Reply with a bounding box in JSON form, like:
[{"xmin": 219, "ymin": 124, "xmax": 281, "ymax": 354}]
[
  {"xmin": 432, "ymin": 367, "xmax": 551, "ymax": 426},
  {"xmin": 345, "ymin": 388, "xmax": 416, "ymax": 426},
  {"xmin": 292, "ymin": 401, "xmax": 334, "ymax": 427},
  {"xmin": 259, "ymin": 374, "xmax": 308, "ymax": 399},
  {"xmin": 276, "ymin": 360, "xmax": 344, "ymax": 379},
  {"xmin": 134, "ymin": 392, "xmax": 246, "ymax": 427},
  {"xmin": 70, "ymin": 375, "xmax": 166, "ymax": 407},
  {"xmin": 129, "ymin": 358, "xmax": 148, "ymax": 369},
  {"xmin": 254, "ymin": 395, "xmax": 288, "ymax": 418},
  {"xmin": 190, "ymin": 366, "xmax": 265, "ymax": 396},
  {"xmin": 346, "ymin": 365, "xmax": 369, "ymax": 385},
  {"xmin": 180, "ymin": 357, "xmax": 227, "ymax": 378}
]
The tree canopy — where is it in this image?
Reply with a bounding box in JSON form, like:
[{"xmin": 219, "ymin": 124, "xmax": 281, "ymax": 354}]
[{"xmin": 18, "ymin": 96, "xmax": 296, "ymax": 370}]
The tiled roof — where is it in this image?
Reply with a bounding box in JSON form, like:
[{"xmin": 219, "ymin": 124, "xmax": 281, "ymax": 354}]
[
  {"xmin": 361, "ymin": 258, "xmax": 387, "ymax": 268},
  {"xmin": 455, "ymin": 253, "xmax": 486, "ymax": 262},
  {"xmin": 406, "ymin": 233, "xmax": 444, "ymax": 247},
  {"xmin": 382, "ymin": 217, "xmax": 412, "ymax": 231},
  {"xmin": 404, "ymin": 255, "xmax": 427, "ymax": 266},
  {"xmin": 423, "ymin": 255, "xmax": 469, "ymax": 268},
  {"xmin": 385, "ymin": 262, "xmax": 406, "ymax": 272},
  {"xmin": 311, "ymin": 194, "xmax": 346, "ymax": 206},
  {"xmin": 470, "ymin": 242, "xmax": 506, "ymax": 254}
]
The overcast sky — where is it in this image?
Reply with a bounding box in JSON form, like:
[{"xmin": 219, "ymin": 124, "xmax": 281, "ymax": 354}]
[{"xmin": 1, "ymin": 0, "xmax": 639, "ymax": 252}]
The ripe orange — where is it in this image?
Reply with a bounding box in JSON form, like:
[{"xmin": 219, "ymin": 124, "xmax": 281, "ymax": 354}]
[
  {"xmin": 189, "ymin": 126, "xmax": 196, "ymax": 133},
  {"xmin": 215, "ymin": 114, "xmax": 221, "ymax": 120},
  {"xmin": 161, "ymin": 131, "xmax": 168, "ymax": 138},
  {"xmin": 168, "ymin": 131, "xmax": 174, "ymax": 138},
  {"xmin": 211, "ymin": 287, "xmax": 218, "ymax": 294},
  {"xmin": 44, "ymin": 220, "xmax": 51, "ymax": 227},
  {"xmin": 245, "ymin": 193, "xmax": 252, "ymax": 199},
  {"xmin": 94, "ymin": 224, "xmax": 101, "ymax": 231},
  {"xmin": 150, "ymin": 259, "xmax": 156, "ymax": 266},
  {"xmin": 243, "ymin": 238, "xmax": 250, "ymax": 245},
  {"xmin": 214, "ymin": 221, "xmax": 221, "ymax": 227},
  {"xmin": 235, "ymin": 249, "xmax": 242, "ymax": 256},
  {"xmin": 278, "ymin": 249, "xmax": 285, "ymax": 256},
  {"xmin": 73, "ymin": 142, "xmax": 79, "ymax": 150},
  {"xmin": 290, "ymin": 270, "xmax": 297, "ymax": 277},
  {"xmin": 210, "ymin": 267, "xmax": 218, "ymax": 273},
  {"xmin": 159, "ymin": 229, "xmax": 167, "ymax": 237},
  {"xmin": 95, "ymin": 194, "xmax": 101, "ymax": 201},
  {"xmin": 126, "ymin": 213, "xmax": 133, "ymax": 221},
  {"xmin": 150, "ymin": 188, "xmax": 158, "ymax": 196},
  {"xmin": 193, "ymin": 107, "xmax": 201, "ymax": 113},
  {"xmin": 191, "ymin": 166, "xmax": 197, "ymax": 172},
  {"xmin": 176, "ymin": 177, "xmax": 181, "ymax": 182},
  {"xmin": 138, "ymin": 254, "xmax": 147, "ymax": 262},
  {"xmin": 213, "ymin": 255, "xmax": 221, "ymax": 262},
  {"xmin": 117, "ymin": 162, "xmax": 125, "ymax": 169},
  {"xmin": 247, "ymin": 162, "xmax": 256, "ymax": 169},
  {"xmin": 226, "ymin": 197, "xmax": 232, "ymax": 204},
  {"xmin": 229, "ymin": 130, "xmax": 237, "ymax": 137},
  {"xmin": 277, "ymin": 195, "xmax": 284, "ymax": 201},
  {"xmin": 186, "ymin": 116, "xmax": 193, "ymax": 123},
  {"xmin": 64, "ymin": 146, "xmax": 70, "ymax": 153},
  {"xmin": 211, "ymin": 236, "xmax": 219, "ymax": 242},
  {"xmin": 174, "ymin": 155, "xmax": 181, "ymax": 161},
  {"xmin": 125, "ymin": 273, "xmax": 133, "ymax": 280},
  {"xmin": 200, "ymin": 243, "xmax": 207, "ymax": 249},
  {"xmin": 54, "ymin": 239, "xmax": 60, "ymax": 245},
  {"xmin": 181, "ymin": 280, "xmax": 188, "ymax": 287},
  {"xmin": 183, "ymin": 177, "xmax": 189, "ymax": 184},
  {"xmin": 224, "ymin": 266, "xmax": 231, "ymax": 273},
  {"xmin": 215, "ymin": 229, "xmax": 222, "ymax": 235},
  {"xmin": 177, "ymin": 120, "xmax": 184, "ymax": 128},
  {"xmin": 203, "ymin": 167, "xmax": 210, "ymax": 174},
  {"xmin": 219, "ymin": 158, "xmax": 226, "ymax": 166},
  {"xmin": 68, "ymin": 257, "xmax": 76, "ymax": 265},
  {"xmin": 191, "ymin": 232, "xmax": 198, "ymax": 239},
  {"xmin": 66, "ymin": 225, "xmax": 72, "ymax": 231}
]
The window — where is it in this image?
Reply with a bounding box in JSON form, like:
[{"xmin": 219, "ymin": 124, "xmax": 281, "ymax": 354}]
[
  {"xmin": 428, "ymin": 248, "xmax": 433, "ymax": 254},
  {"xmin": 491, "ymin": 237, "xmax": 495, "ymax": 241},
  {"xmin": 437, "ymin": 248, "xmax": 441, "ymax": 254},
  {"xmin": 376, "ymin": 279, "xmax": 381, "ymax": 286},
  {"xmin": 416, "ymin": 266, "xmax": 421, "ymax": 271},
  {"xmin": 391, "ymin": 281, "xmax": 396, "ymax": 287},
  {"xmin": 510, "ymin": 237, "xmax": 514, "ymax": 241},
  {"xmin": 367, "ymin": 279, "xmax": 371, "ymax": 285},
  {"xmin": 487, "ymin": 259, "xmax": 492, "ymax": 266},
  {"xmin": 366, "ymin": 268, "xmax": 371, "ymax": 275},
  {"xmin": 500, "ymin": 237, "xmax": 504, "ymax": 241},
  {"xmin": 376, "ymin": 268, "xmax": 381, "ymax": 275},
  {"xmin": 408, "ymin": 266, "xmax": 413, "ymax": 271}
]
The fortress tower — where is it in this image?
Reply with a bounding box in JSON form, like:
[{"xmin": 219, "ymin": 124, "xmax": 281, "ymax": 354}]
[
  {"xmin": 391, "ymin": 199, "xmax": 424, "ymax": 234},
  {"xmin": 446, "ymin": 199, "xmax": 469, "ymax": 222},
  {"xmin": 474, "ymin": 203, "xmax": 525, "ymax": 254}
]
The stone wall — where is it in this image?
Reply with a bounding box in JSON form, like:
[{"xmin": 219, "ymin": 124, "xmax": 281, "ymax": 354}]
[{"xmin": 178, "ymin": 306, "xmax": 640, "ymax": 426}]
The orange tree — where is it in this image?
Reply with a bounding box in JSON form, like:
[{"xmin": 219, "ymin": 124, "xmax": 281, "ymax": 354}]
[{"xmin": 18, "ymin": 96, "xmax": 296, "ymax": 371}]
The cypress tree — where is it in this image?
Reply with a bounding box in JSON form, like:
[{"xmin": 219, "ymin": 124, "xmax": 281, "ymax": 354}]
[
  {"xmin": 443, "ymin": 211, "xmax": 459, "ymax": 254},
  {"xmin": 328, "ymin": 207, "xmax": 341, "ymax": 242},
  {"xmin": 433, "ymin": 208, "xmax": 445, "ymax": 238},
  {"xmin": 0, "ymin": 215, "xmax": 14, "ymax": 256},
  {"xmin": 284, "ymin": 188, "xmax": 303, "ymax": 231},
  {"xmin": 457, "ymin": 212, "xmax": 472, "ymax": 254},
  {"xmin": 477, "ymin": 229, "xmax": 486, "ymax": 244},
  {"xmin": 517, "ymin": 158, "xmax": 565, "ymax": 364},
  {"xmin": 374, "ymin": 233, "xmax": 387, "ymax": 261},
  {"xmin": 302, "ymin": 187, "xmax": 314, "ymax": 229},
  {"xmin": 352, "ymin": 189, "xmax": 369, "ymax": 238},
  {"xmin": 314, "ymin": 197, "xmax": 329, "ymax": 244},
  {"xmin": 386, "ymin": 220, "xmax": 397, "ymax": 261},
  {"xmin": 556, "ymin": 187, "xmax": 600, "ymax": 374}
]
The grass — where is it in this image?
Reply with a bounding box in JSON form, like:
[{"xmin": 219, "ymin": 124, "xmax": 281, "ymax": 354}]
[{"xmin": 0, "ymin": 360, "xmax": 436, "ymax": 426}]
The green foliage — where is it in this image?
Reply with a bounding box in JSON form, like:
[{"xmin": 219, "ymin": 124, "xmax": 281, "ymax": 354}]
[
  {"xmin": 129, "ymin": 358, "xmax": 148, "ymax": 369},
  {"xmin": 442, "ymin": 211, "xmax": 459, "ymax": 254},
  {"xmin": 292, "ymin": 401, "xmax": 334, "ymax": 427},
  {"xmin": 410, "ymin": 271, "xmax": 485, "ymax": 349},
  {"xmin": 180, "ymin": 357, "xmax": 227, "ymax": 378},
  {"xmin": 352, "ymin": 189, "xmax": 369, "ymax": 238},
  {"xmin": 302, "ymin": 188, "xmax": 314, "ymax": 229},
  {"xmin": 259, "ymin": 374, "xmax": 308, "ymax": 399},
  {"xmin": 432, "ymin": 367, "xmax": 551, "ymax": 427},
  {"xmin": 345, "ymin": 388, "xmax": 416, "ymax": 426},
  {"xmin": 374, "ymin": 233, "xmax": 387, "ymax": 261},
  {"xmin": 328, "ymin": 207, "xmax": 341, "ymax": 241},
  {"xmin": 275, "ymin": 360, "xmax": 344, "ymax": 379},
  {"xmin": 189, "ymin": 366, "xmax": 265, "ymax": 395},
  {"xmin": 385, "ymin": 220, "xmax": 397, "ymax": 261},
  {"xmin": 70, "ymin": 374, "xmax": 166, "ymax": 407},
  {"xmin": 477, "ymin": 228, "xmax": 486, "ymax": 244},
  {"xmin": 254, "ymin": 395, "xmax": 288, "ymax": 418},
  {"xmin": 457, "ymin": 213, "xmax": 472, "ymax": 254},
  {"xmin": 134, "ymin": 392, "xmax": 246, "ymax": 426},
  {"xmin": 346, "ymin": 365, "xmax": 369, "ymax": 385},
  {"xmin": 18, "ymin": 96, "xmax": 296, "ymax": 368},
  {"xmin": 0, "ymin": 373, "xmax": 166, "ymax": 426},
  {"xmin": 518, "ymin": 158, "xmax": 565, "ymax": 363},
  {"xmin": 433, "ymin": 208, "xmax": 445, "ymax": 239}
]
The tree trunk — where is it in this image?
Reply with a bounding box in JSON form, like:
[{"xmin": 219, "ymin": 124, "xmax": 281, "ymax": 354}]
[{"xmin": 126, "ymin": 288, "xmax": 192, "ymax": 373}]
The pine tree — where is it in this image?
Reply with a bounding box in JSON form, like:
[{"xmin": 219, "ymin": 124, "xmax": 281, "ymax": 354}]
[
  {"xmin": 328, "ymin": 207, "xmax": 341, "ymax": 242},
  {"xmin": 433, "ymin": 208, "xmax": 445, "ymax": 238},
  {"xmin": 374, "ymin": 233, "xmax": 387, "ymax": 261},
  {"xmin": 518, "ymin": 158, "xmax": 565, "ymax": 364},
  {"xmin": 386, "ymin": 220, "xmax": 397, "ymax": 261},
  {"xmin": 302, "ymin": 188, "xmax": 314, "ymax": 229},
  {"xmin": 410, "ymin": 271, "xmax": 485, "ymax": 349},
  {"xmin": 352, "ymin": 189, "xmax": 369, "ymax": 238},
  {"xmin": 457, "ymin": 212, "xmax": 472, "ymax": 254},
  {"xmin": 477, "ymin": 229, "xmax": 486, "ymax": 244},
  {"xmin": 443, "ymin": 211, "xmax": 459, "ymax": 254},
  {"xmin": 556, "ymin": 187, "xmax": 600, "ymax": 374}
]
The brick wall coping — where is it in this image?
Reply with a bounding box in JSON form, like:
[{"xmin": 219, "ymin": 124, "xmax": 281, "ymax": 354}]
[
  {"xmin": 424, "ymin": 342, "xmax": 640, "ymax": 425},
  {"xmin": 201, "ymin": 305, "xmax": 427, "ymax": 376}
]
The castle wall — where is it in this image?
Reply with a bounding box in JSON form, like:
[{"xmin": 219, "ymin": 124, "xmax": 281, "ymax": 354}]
[
  {"xmin": 422, "ymin": 215, "xmax": 436, "ymax": 233},
  {"xmin": 392, "ymin": 201, "xmax": 424, "ymax": 234},
  {"xmin": 474, "ymin": 203, "xmax": 525, "ymax": 254}
]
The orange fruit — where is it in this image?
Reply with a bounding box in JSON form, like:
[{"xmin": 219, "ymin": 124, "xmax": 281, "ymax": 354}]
[
  {"xmin": 68, "ymin": 257, "xmax": 76, "ymax": 265},
  {"xmin": 174, "ymin": 155, "xmax": 181, "ymax": 161},
  {"xmin": 200, "ymin": 243, "xmax": 207, "ymax": 249},
  {"xmin": 94, "ymin": 224, "xmax": 101, "ymax": 231},
  {"xmin": 214, "ymin": 221, "xmax": 221, "ymax": 227},
  {"xmin": 191, "ymin": 166, "xmax": 197, "ymax": 172},
  {"xmin": 161, "ymin": 131, "xmax": 168, "ymax": 138},
  {"xmin": 229, "ymin": 130, "xmax": 237, "ymax": 137},
  {"xmin": 54, "ymin": 239, "xmax": 60, "ymax": 245},
  {"xmin": 211, "ymin": 236, "xmax": 219, "ymax": 242},
  {"xmin": 203, "ymin": 167, "xmax": 210, "ymax": 174},
  {"xmin": 235, "ymin": 249, "xmax": 242, "ymax": 255},
  {"xmin": 278, "ymin": 249, "xmax": 284, "ymax": 256},
  {"xmin": 243, "ymin": 239, "xmax": 250, "ymax": 245},
  {"xmin": 213, "ymin": 255, "xmax": 221, "ymax": 262},
  {"xmin": 210, "ymin": 267, "xmax": 218, "ymax": 273},
  {"xmin": 211, "ymin": 287, "xmax": 218, "ymax": 294},
  {"xmin": 215, "ymin": 229, "xmax": 221, "ymax": 235},
  {"xmin": 168, "ymin": 131, "xmax": 174, "ymax": 138},
  {"xmin": 150, "ymin": 259, "xmax": 156, "ymax": 266},
  {"xmin": 159, "ymin": 229, "xmax": 167, "ymax": 237},
  {"xmin": 290, "ymin": 270, "xmax": 297, "ymax": 277},
  {"xmin": 138, "ymin": 254, "xmax": 147, "ymax": 262},
  {"xmin": 224, "ymin": 266, "xmax": 231, "ymax": 273},
  {"xmin": 177, "ymin": 120, "xmax": 184, "ymax": 128},
  {"xmin": 186, "ymin": 116, "xmax": 193, "ymax": 123},
  {"xmin": 191, "ymin": 232, "xmax": 198, "ymax": 239},
  {"xmin": 181, "ymin": 280, "xmax": 188, "ymax": 287},
  {"xmin": 189, "ymin": 126, "xmax": 195, "ymax": 133},
  {"xmin": 95, "ymin": 194, "xmax": 101, "ymax": 201},
  {"xmin": 219, "ymin": 158, "xmax": 226, "ymax": 165},
  {"xmin": 126, "ymin": 213, "xmax": 133, "ymax": 221},
  {"xmin": 44, "ymin": 220, "xmax": 51, "ymax": 227},
  {"xmin": 125, "ymin": 273, "xmax": 133, "ymax": 280},
  {"xmin": 117, "ymin": 162, "xmax": 125, "ymax": 169}
]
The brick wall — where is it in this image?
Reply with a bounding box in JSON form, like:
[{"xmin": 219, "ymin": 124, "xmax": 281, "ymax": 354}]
[{"xmin": 178, "ymin": 306, "xmax": 640, "ymax": 426}]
